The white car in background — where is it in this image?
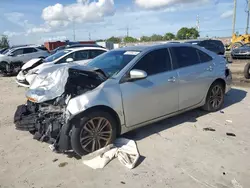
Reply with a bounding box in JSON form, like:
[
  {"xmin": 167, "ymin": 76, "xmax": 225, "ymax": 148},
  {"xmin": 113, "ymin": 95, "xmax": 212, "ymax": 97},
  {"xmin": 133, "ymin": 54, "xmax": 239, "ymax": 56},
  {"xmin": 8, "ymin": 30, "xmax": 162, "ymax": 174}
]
[
  {"xmin": 16, "ymin": 47, "xmax": 108, "ymax": 87},
  {"xmin": 0, "ymin": 46, "xmax": 49, "ymax": 75}
]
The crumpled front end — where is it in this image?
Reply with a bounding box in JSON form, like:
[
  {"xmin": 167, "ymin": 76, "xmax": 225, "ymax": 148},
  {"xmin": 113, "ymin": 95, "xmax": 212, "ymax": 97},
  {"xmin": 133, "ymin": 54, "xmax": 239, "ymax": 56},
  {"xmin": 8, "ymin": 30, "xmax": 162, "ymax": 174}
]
[
  {"xmin": 16, "ymin": 58, "xmax": 44, "ymax": 87},
  {"xmin": 14, "ymin": 65, "xmax": 106, "ymax": 153},
  {"xmin": 14, "ymin": 100, "xmax": 71, "ymax": 151}
]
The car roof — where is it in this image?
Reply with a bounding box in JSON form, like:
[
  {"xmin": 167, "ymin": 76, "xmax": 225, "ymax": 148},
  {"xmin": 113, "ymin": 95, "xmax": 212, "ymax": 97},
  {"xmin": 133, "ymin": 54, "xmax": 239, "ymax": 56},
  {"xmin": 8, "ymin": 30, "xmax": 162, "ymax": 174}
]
[
  {"xmin": 185, "ymin": 39, "xmax": 222, "ymax": 43},
  {"xmin": 66, "ymin": 47, "xmax": 108, "ymax": 52},
  {"xmin": 10, "ymin": 45, "xmax": 42, "ymax": 50},
  {"xmin": 67, "ymin": 44, "xmax": 104, "ymax": 48},
  {"xmin": 114, "ymin": 43, "xmax": 195, "ymax": 52}
]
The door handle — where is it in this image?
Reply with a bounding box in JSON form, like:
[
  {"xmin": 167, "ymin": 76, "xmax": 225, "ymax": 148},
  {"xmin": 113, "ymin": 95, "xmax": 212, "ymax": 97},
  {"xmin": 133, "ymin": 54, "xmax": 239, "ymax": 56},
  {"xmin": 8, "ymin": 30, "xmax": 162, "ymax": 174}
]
[{"xmin": 168, "ymin": 77, "xmax": 176, "ymax": 82}]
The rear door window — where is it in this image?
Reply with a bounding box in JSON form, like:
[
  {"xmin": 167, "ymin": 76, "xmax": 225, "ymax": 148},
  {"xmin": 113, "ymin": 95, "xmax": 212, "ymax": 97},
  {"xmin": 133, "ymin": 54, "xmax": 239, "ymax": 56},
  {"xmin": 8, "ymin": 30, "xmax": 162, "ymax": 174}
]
[
  {"xmin": 133, "ymin": 48, "xmax": 172, "ymax": 76},
  {"xmin": 12, "ymin": 49, "xmax": 24, "ymax": 56},
  {"xmin": 74, "ymin": 50, "xmax": 89, "ymax": 61},
  {"xmin": 170, "ymin": 46, "xmax": 200, "ymax": 69},
  {"xmin": 90, "ymin": 50, "xmax": 106, "ymax": 58},
  {"xmin": 23, "ymin": 48, "xmax": 37, "ymax": 54}
]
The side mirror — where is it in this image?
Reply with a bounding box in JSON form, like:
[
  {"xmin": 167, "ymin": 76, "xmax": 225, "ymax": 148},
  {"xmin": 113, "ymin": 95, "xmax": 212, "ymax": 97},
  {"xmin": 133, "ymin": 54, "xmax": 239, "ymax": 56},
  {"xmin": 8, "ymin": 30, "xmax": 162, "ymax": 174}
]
[
  {"xmin": 8, "ymin": 53, "xmax": 14, "ymax": 57},
  {"xmin": 66, "ymin": 58, "xmax": 74, "ymax": 63},
  {"xmin": 127, "ymin": 69, "xmax": 147, "ymax": 81}
]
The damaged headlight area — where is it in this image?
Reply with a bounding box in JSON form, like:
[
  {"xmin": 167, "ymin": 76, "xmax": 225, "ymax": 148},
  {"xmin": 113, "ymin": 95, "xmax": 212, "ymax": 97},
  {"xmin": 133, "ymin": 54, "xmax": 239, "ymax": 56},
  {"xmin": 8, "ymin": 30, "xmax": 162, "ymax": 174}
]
[{"xmin": 14, "ymin": 65, "xmax": 106, "ymax": 153}]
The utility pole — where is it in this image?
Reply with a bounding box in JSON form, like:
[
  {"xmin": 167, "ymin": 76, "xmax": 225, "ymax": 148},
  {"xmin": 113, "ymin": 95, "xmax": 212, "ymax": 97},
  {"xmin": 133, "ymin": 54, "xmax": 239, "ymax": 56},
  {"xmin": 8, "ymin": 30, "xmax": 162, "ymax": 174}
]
[
  {"xmin": 73, "ymin": 20, "xmax": 76, "ymax": 41},
  {"xmin": 246, "ymin": 0, "xmax": 250, "ymax": 34},
  {"xmin": 89, "ymin": 32, "xmax": 91, "ymax": 40},
  {"xmin": 126, "ymin": 26, "xmax": 129, "ymax": 37},
  {"xmin": 196, "ymin": 14, "xmax": 200, "ymax": 33},
  {"xmin": 232, "ymin": 0, "xmax": 237, "ymax": 36}
]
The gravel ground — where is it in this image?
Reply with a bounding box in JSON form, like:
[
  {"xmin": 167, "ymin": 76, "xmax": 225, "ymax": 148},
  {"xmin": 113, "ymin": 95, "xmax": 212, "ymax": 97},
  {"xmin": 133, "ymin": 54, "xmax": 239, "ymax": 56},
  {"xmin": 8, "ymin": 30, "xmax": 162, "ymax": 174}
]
[{"xmin": 0, "ymin": 77, "xmax": 250, "ymax": 188}]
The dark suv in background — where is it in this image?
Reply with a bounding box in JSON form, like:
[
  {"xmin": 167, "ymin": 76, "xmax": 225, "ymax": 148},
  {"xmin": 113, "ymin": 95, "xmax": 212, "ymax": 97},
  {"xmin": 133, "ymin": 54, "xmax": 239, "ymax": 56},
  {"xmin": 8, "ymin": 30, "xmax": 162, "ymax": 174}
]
[{"xmin": 185, "ymin": 39, "xmax": 225, "ymax": 55}]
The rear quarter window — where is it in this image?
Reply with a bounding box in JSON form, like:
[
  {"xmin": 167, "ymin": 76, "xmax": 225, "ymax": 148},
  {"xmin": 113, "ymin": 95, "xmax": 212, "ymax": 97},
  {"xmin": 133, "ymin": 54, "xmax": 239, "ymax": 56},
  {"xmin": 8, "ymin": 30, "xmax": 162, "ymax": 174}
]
[
  {"xmin": 170, "ymin": 46, "xmax": 200, "ymax": 69},
  {"xmin": 196, "ymin": 49, "xmax": 213, "ymax": 63}
]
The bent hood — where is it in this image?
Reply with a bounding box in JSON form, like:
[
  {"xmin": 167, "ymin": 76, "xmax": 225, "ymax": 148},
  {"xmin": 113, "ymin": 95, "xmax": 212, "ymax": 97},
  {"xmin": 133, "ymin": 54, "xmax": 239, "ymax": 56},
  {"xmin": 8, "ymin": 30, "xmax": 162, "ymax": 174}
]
[
  {"xmin": 26, "ymin": 65, "xmax": 106, "ymax": 103},
  {"xmin": 22, "ymin": 58, "xmax": 42, "ymax": 70}
]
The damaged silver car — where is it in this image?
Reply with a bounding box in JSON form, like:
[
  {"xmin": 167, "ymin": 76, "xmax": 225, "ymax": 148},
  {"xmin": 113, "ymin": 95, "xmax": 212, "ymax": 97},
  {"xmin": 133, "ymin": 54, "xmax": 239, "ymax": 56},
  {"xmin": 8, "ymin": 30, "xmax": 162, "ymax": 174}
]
[{"xmin": 14, "ymin": 43, "xmax": 232, "ymax": 156}]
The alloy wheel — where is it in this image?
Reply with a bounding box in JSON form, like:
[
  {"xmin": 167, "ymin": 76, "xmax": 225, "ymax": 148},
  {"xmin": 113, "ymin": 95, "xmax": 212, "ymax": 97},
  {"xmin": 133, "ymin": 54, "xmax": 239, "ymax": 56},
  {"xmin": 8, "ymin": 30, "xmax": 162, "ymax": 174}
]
[
  {"xmin": 79, "ymin": 117, "xmax": 112, "ymax": 153},
  {"xmin": 209, "ymin": 85, "xmax": 223, "ymax": 109}
]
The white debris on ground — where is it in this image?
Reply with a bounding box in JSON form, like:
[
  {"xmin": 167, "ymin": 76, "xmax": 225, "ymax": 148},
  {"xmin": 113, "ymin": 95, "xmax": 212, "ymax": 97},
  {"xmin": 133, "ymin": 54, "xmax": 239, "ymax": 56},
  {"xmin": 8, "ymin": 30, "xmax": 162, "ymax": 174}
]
[{"xmin": 82, "ymin": 138, "xmax": 139, "ymax": 169}]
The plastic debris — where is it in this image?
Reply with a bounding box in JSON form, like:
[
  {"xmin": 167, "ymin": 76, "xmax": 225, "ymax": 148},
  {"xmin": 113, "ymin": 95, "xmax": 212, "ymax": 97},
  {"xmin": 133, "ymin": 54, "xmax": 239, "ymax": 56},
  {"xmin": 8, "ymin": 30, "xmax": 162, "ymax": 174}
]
[
  {"xmin": 203, "ymin": 127, "xmax": 216, "ymax": 132},
  {"xmin": 220, "ymin": 110, "xmax": 225, "ymax": 114},
  {"xmin": 58, "ymin": 162, "xmax": 68, "ymax": 167},
  {"xmin": 226, "ymin": 133, "xmax": 236, "ymax": 137},
  {"xmin": 226, "ymin": 120, "xmax": 233, "ymax": 123}
]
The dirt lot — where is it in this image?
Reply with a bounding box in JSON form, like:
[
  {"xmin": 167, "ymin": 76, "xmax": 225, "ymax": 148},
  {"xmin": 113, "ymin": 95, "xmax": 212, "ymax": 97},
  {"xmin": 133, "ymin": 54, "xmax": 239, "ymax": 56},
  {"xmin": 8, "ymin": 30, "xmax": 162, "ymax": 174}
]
[{"xmin": 0, "ymin": 76, "xmax": 250, "ymax": 188}]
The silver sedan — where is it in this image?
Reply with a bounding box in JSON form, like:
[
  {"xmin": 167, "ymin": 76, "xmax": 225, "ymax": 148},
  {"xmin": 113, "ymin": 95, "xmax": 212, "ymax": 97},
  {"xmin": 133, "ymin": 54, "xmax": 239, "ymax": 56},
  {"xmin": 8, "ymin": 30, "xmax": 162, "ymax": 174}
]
[
  {"xmin": 65, "ymin": 43, "xmax": 232, "ymax": 155},
  {"xmin": 18, "ymin": 43, "xmax": 232, "ymax": 156}
]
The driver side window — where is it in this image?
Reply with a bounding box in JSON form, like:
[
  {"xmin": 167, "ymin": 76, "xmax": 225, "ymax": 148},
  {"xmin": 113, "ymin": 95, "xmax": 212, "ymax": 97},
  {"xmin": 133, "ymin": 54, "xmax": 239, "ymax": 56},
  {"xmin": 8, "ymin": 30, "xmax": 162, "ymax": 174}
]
[
  {"xmin": 133, "ymin": 48, "xmax": 172, "ymax": 76},
  {"xmin": 56, "ymin": 52, "xmax": 74, "ymax": 64}
]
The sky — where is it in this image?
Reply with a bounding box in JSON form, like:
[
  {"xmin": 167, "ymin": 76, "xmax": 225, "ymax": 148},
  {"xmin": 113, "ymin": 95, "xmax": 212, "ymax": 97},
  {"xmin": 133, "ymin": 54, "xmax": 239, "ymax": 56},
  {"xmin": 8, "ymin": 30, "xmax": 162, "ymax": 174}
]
[{"xmin": 0, "ymin": 0, "xmax": 249, "ymax": 45}]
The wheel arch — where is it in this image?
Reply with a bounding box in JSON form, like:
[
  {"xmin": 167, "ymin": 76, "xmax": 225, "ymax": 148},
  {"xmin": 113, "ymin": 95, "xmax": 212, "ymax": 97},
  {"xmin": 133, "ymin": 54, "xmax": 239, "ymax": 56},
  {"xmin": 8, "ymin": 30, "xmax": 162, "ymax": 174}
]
[
  {"xmin": 203, "ymin": 78, "xmax": 226, "ymax": 103},
  {"xmin": 67, "ymin": 105, "xmax": 122, "ymax": 136},
  {"xmin": 211, "ymin": 78, "xmax": 226, "ymax": 92}
]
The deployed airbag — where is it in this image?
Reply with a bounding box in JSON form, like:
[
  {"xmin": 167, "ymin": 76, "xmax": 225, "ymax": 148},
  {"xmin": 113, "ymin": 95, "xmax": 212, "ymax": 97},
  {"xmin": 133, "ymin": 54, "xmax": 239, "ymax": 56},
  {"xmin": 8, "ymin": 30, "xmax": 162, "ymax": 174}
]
[{"xmin": 82, "ymin": 138, "xmax": 140, "ymax": 169}]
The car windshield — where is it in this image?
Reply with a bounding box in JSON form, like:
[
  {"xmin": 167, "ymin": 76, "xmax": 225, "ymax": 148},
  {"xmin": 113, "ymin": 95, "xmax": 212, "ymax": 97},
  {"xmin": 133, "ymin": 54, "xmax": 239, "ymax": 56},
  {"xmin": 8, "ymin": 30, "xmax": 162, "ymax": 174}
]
[
  {"xmin": 87, "ymin": 50, "xmax": 140, "ymax": 77},
  {"xmin": 44, "ymin": 50, "xmax": 72, "ymax": 62},
  {"xmin": 2, "ymin": 48, "xmax": 12, "ymax": 55}
]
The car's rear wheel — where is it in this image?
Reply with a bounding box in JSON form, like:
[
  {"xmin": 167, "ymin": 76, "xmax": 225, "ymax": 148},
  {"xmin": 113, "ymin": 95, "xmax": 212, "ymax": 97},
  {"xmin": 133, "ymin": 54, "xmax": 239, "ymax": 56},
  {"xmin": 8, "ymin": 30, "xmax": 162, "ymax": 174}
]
[
  {"xmin": 202, "ymin": 82, "xmax": 225, "ymax": 112},
  {"xmin": 70, "ymin": 111, "xmax": 117, "ymax": 156}
]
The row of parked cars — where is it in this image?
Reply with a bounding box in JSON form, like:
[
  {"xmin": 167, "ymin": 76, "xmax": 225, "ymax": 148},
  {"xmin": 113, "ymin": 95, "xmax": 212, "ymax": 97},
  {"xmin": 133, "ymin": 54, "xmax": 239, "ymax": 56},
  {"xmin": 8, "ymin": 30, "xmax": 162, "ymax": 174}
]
[{"xmin": 8, "ymin": 39, "xmax": 232, "ymax": 156}]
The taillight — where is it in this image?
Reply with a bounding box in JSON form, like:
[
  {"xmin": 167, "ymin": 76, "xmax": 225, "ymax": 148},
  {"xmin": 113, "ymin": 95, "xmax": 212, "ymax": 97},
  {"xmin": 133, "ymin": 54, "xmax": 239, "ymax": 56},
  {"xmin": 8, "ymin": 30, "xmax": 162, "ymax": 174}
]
[{"xmin": 225, "ymin": 68, "xmax": 230, "ymax": 77}]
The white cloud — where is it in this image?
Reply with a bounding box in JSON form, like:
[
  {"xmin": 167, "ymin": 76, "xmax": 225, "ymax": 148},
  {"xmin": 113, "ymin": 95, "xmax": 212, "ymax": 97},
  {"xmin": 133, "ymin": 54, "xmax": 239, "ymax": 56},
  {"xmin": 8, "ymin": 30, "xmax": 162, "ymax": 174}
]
[
  {"xmin": 220, "ymin": 10, "xmax": 233, "ymax": 19},
  {"xmin": 27, "ymin": 27, "xmax": 51, "ymax": 34},
  {"xmin": 4, "ymin": 12, "xmax": 24, "ymax": 24},
  {"xmin": 38, "ymin": 36, "xmax": 68, "ymax": 43},
  {"xmin": 3, "ymin": 31, "xmax": 22, "ymax": 37},
  {"xmin": 4, "ymin": 12, "xmax": 34, "ymax": 30},
  {"xmin": 41, "ymin": 0, "xmax": 115, "ymax": 28},
  {"xmin": 135, "ymin": 0, "xmax": 208, "ymax": 9}
]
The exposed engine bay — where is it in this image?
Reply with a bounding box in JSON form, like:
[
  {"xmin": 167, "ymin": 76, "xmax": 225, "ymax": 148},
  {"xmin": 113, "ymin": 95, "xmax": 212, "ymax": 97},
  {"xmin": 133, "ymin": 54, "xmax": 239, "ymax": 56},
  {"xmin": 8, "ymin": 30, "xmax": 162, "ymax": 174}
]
[{"xmin": 14, "ymin": 65, "xmax": 106, "ymax": 152}]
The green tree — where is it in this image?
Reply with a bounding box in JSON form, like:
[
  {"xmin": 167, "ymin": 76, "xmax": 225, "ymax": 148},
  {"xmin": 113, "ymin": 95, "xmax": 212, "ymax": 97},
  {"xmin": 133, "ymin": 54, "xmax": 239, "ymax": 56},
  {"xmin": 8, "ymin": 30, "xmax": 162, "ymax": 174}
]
[
  {"xmin": 0, "ymin": 35, "xmax": 9, "ymax": 48},
  {"xmin": 176, "ymin": 27, "xmax": 199, "ymax": 40},
  {"xmin": 150, "ymin": 34, "xmax": 163, "ymax": 41},
  {"xmin": 164, "ymin": 32, "xmax": 175, "ymax": 40},
  {"xmin": 123, "ymin": 36, "xmax": 138, "ymax": 43},
  {"xmin": 106, "ymin": 36, "xmax": 121, "ymax": 43},
  {"xmin": 140, "ymin": 36, "xmax": 151, "ymax": 42},
  {"xmin": 189, "ymin": 27, "xmax": 200, "ymax": 39}
]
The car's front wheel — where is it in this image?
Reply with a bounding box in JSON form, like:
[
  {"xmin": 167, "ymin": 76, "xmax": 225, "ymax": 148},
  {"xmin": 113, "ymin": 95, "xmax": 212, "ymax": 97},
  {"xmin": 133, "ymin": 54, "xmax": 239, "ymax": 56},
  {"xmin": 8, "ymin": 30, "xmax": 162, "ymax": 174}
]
[
  {"xmin": 202, "ymin": 82, "xmax": 225, "ymax": 112},
  {"xmin": 70, "ymin": 111, "xmax": 117, "ymax": 156}
]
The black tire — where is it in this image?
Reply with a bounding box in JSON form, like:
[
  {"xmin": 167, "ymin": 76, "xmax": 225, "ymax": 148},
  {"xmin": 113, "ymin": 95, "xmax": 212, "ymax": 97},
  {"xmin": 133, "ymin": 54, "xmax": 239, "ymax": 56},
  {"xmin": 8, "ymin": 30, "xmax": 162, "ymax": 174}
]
[
  {"xmin": 70, "ymin": 111, "xmax": 117, "ymax": 156},
  {"xmin": 202, "ymin": 82, "xmax": 225, "ymax": 112},
  {"xmin": 244, "ymin": 63, "xmax": 250, "ymax": 79}
]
